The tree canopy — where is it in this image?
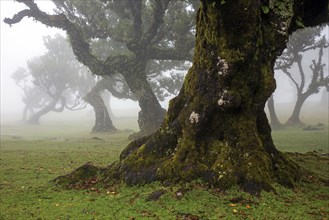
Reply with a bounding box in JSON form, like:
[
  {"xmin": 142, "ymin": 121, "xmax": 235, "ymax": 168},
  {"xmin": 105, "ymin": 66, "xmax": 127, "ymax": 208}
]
[
  {"xmin": 12, "ymin": 34, "xmax": 95, "ymax": 124},
  {"xmin": 4, "ymin": 0, "xmax": 198, "ymax": 137}
]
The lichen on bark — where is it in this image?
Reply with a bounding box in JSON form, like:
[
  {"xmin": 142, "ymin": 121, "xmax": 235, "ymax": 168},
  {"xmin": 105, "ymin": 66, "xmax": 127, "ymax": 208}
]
[
  {"xmin": 47, "ymin": 0, "xmax": 328, "ymax": 194},
  {"xmin": 112, "ymin": 0, "xmax": 306, "ymax": 193}
]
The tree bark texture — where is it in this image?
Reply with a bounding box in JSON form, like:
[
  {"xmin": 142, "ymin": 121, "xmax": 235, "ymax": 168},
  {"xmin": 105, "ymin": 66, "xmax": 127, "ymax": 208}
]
[{"xmin": 115, "ymin": 0, "xmax": 311, "ymax": 192}]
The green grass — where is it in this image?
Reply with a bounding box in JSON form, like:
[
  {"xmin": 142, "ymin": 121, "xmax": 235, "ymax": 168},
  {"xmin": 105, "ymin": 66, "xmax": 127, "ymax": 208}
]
[{"xmin": 0, "ymin": 120, "xmax": 328, "ymax": 219}]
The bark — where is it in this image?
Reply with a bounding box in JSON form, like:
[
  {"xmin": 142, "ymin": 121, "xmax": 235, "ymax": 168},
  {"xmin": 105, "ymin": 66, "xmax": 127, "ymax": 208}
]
[
  {"xmin": 267, "ymin": 95, "xmax": 283, "ymax": 129},
  {"xmin": 114, "ymin": 0, "xmax": 303, "ymax": 192},
  {"xmin": 85, "ymin": 79, "xmax": 117, "ymax": 133},
  {"xmin": 109, "ymin": 0, "xmax": 328, "ymax": 193}
]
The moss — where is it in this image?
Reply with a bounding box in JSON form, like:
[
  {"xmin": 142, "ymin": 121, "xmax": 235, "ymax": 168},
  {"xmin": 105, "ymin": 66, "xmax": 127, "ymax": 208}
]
[
  {"xmin": 52, "ymin": 163, "xmax": 102, "ymax": 188},
  {"xmin": 99, "ymin": 0, "xmax": 301, "ymax": 193}
]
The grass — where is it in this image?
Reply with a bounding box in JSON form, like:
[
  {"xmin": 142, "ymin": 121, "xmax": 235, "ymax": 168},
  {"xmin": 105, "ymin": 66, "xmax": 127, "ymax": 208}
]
[{"xmin": 0, "ymin": 119, "xmax": 328, "ymax": 220}]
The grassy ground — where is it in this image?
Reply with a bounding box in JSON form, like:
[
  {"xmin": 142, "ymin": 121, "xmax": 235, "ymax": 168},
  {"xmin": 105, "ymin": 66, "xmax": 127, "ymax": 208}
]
[{"xmin": 0, "ymin": 119, "xmax": 328, "ymax": 220}]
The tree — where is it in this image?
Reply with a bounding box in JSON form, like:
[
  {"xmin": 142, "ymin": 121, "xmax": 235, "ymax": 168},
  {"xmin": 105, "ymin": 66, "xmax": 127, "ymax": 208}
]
[
  {"xmin": 20, "ymin": 34, "xmax": 95, "ymax": 124},
  {"xmin": 5, "ymin": 0, "xmax": 329, "ymax": 193},
  {"xmin": 275, "ymin": 26, "xmax": 329, "ymax": 126},
  {"xmin": 11, "ymin": 68, "xmax": 51, "ymax": 122},
  {"xmin": 4, "ymin": 0, "xmax": 197, "ymax": 137},
  {"xmin": 87, "ymin": 36, "xmax": 189, "ymax": 134},
  {"xmin": 84, "ymin": 75, "xmax": 134, "ymax": 133},
  {"xmin": 85, "ymin": 60, "xmax": 188, "ymax": 134}
]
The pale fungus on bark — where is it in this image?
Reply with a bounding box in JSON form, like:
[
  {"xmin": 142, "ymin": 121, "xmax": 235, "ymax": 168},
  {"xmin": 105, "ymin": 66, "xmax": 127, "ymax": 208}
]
[{"xmin": 189, "ymin": 111, "xmax": 200, "ymax": 124}]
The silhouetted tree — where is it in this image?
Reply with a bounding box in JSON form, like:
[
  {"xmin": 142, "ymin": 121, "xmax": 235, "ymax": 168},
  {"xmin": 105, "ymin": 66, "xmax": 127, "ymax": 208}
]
[
  {"xmin": 4, "ymin": 0, "xmax": 197, "ymax": 137},
  {"xmin": 21, "ymin": 35, "xmax": 95, "ymax": 124},
  {"xmin": 275, "ymin": 26, "xmax": 329, "ymax": 126},
  {"xmin": 11, "ymin": 67, "xmax": 50, "ymax": 122}
]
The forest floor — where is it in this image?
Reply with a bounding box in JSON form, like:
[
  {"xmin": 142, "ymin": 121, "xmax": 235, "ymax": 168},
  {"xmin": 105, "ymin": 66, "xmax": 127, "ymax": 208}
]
[{"xmin": 0, "ymin": 118, "xmax": 328, "ymax": 220}]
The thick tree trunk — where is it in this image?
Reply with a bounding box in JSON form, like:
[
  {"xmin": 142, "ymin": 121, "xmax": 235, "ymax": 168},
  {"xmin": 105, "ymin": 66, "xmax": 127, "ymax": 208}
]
[
  {"xmin": 53, "ymin": 0, "xmax": 328, "ymax": 193},
  {"xmin": 115, "ymin": 1, "xmax": 301, "ymax": 192},
  {"xmin": 123, "ymin": 62, "xmax": 166, "ymax": 139},
  {"xmin": 285, "ymin": 94, "xmax": 306, "ymax": 126},
  {"xmin": 85, "ymin": 79, "xmax": 117, "ymax": 133},
  {"xmin": 267, "ymin": 95, "xmax": 283, "ymax": 129}
]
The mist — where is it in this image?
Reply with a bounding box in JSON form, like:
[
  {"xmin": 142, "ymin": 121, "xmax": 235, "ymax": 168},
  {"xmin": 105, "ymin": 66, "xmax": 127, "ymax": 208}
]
[{"xmin": 1, "ymin": 0, "xmax": 328, "ymax": 127}]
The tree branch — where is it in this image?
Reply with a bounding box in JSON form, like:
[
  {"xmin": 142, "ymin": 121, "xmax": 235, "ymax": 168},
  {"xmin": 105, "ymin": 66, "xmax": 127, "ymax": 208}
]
[{"xmin": 4, "ymin": 0, "xmax": 115, "ymax": 76}]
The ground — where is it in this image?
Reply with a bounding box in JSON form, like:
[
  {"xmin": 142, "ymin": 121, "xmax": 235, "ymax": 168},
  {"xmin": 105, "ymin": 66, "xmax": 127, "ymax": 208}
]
[{"xmin": 0, "ymin": 117, "xmax": 328, "ymax": 220}]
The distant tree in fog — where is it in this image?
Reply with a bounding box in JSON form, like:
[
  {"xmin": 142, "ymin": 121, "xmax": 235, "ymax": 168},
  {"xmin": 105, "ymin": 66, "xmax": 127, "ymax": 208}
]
[
  {"xmin": 11, "ymin": 67, "xmax": 51, "ymax": 122},
  {"xmin": 86, "ymin": 40, "xmax": 188, "ymax": 133},
  {"xmin": 12, "ymin": 34, "xmax": 96, "ymax": 124},
  {"xmin": 5, "ymin": 0, "xmax": 197, "ymax": 138},
  {"xmin": 272, "ymin": 25, "xmax": 329, "ymax": 126}
]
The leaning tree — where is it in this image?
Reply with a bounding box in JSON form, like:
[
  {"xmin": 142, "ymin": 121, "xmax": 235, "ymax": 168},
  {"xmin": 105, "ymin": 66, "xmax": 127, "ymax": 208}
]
[
  {"xmin": 21, "ymin": 34, "xmax": 95, "ymax": 124},
  {"xmin": 86, "ymin": 38, "xmax": 189, "ymax": 133},
  {"xmin": 5, "ymin": 0, "xmax": 328, "ymax": 193},
  {"xmin": 274, "ymin": 26, "xmax": 329, "ymax": 126},
  {"xmin": 4, "ymin": 0, "xmax": 197, "ymax": 137},
  {"xmin": 11, "ymin": 67, "xmax": 51, "ymax": 122},
  {"xmin": 267, "ymin": 25, "xmax": 328, "ymax": 128}
]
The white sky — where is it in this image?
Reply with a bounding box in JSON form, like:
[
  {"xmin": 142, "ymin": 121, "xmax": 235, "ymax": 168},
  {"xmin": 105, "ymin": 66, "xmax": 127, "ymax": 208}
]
[{"xmin": 1, "ymin": 0, "xmax": 65, "ymax": 113}]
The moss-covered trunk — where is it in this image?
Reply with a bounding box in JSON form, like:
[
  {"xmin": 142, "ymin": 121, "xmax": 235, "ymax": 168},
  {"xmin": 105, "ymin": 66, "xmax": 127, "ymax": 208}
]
[
  {"xmin": 116, "ymin": 0, "xmax": 304, "ymax": 192},
  {"xmin": 53, "ymin": 0, "xmax": 328, "ymax": 192}
]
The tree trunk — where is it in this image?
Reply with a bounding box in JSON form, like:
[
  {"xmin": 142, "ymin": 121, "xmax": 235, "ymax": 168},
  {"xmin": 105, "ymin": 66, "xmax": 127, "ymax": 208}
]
[
  {"xmin": 85, "ymin": 79, "xmax": 117, "ymax": 133},
  {"xmin": 123, "ymin": 62, "xmax": 166, "ymax": 139},
  {"xmin": 285, "ymin": 94, "xmax": 306, "ymax": 126},
  {"xmin": 267, "ymin": 95, "xmax": 283, "ymax": 129},
  {"xmin": 115, "ymin": 1, "xmax": 301, "ymax": 193},
  {"xmin": 53, "ymin": 0, "xmax": 328, "ymax": 193}
]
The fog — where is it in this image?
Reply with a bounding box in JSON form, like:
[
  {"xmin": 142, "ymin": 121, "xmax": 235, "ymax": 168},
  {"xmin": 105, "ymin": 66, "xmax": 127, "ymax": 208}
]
[
  {"xmin": 1, "ymin": 0, "xmax": 140, "ymax": 123},
  {"xmin": 0, "ymin": 0, "xmax": 328, "ymax": 125}
]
